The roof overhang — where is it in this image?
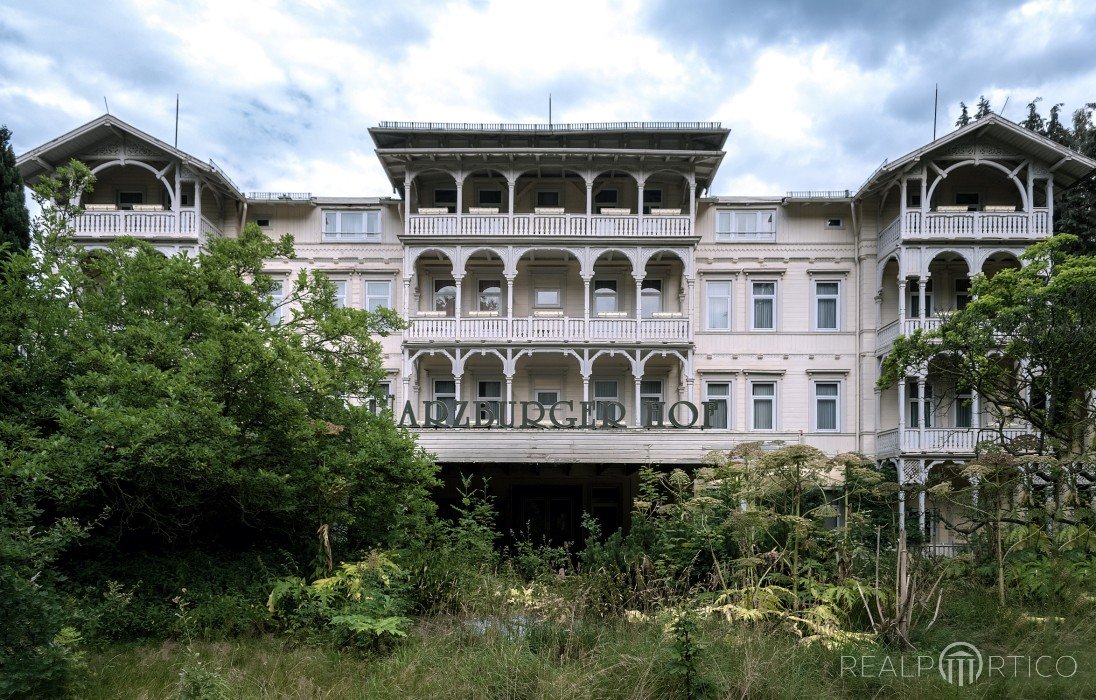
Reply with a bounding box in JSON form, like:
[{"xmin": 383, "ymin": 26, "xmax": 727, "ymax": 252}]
[
  {"xmin": 16, "ymin": 114, "xmax": 245, "ymax": 202},
  {"xmin": 855, "ymin": 114, "xmax": 1096, "ymax": 199}
]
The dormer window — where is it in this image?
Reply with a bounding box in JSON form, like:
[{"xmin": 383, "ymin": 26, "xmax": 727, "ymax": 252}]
[
  {"xmin": 716, "ymin": 209, "xmax": 776, "ymax": 241},
  {"xmin": 322, "ymin": 210, "xmax": 381, "ymax": 241}
]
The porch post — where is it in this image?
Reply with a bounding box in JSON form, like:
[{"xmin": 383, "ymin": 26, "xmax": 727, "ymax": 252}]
[
  {"xmin": 404, "ymin": 170, "xmax": 413, "ymax": 236},
  {"xmin": 633, "ymin": 376, "xmax": 643, "ymax": 428},
  {"xmin": 917, "ymin": 277, "xmax": 926, "ymax": 321},
  {"xmin": 582, "ymin": 276, "xmax": 592, "ymax": 342},
  {"xmin": 972, "ymin": 391, "xmax": 981, "ymax": 429},
  {"xmin": 634, "ymin": 274, "xmax": 643, "ymax": 341},
  {"xmin": 917, "ymin": 376, "xmax": 927, "ymax": 448},
  {"xmin": 505, "ymin": 275, "xmax": 515, "ymax": 340},
  {"xmin": 403, "ymin": 278, "xmax": 412, "ymax": 317},
  {"xmin": 897, "ymin": 279, "xmax": 907, "ymax": 325},
  {"xmin": 897, "ymin": 461, "xmax": 906, "ymax": 534},
  {"xmin": 897, "ymin": 375, "xmax": 907, "ymax": 448},
  {"xmin": 505, "ymin": 374, "xmax": 513, "ymax": 426},
  {"xmin": 454, "ymin": 275, "xmax": 463, "ymax": 335},
  {"xmin": 507, "ymin": 174, "xmax": 516, "ymax": 234}
]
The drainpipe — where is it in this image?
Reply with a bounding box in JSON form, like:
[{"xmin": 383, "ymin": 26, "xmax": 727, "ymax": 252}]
[{"xmin": 851, "ymin": 198, "xmax": 862, "ymax": 455}]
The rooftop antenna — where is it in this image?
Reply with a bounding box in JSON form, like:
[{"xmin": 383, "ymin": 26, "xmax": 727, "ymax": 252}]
[
  {"xmin": 174, "ymin": 94, "xmax": 180, "ymax": 148},
  {"xmin": 548, "ymin": 93, "xmax": 552, "ymax": 127},
  {"xmin": 103, "ymin": 96, "xmax": 110, "ymax": 115},
  {"xmin": 1000, "ymin": 95, "xmax": 1010, "ymax": 118},
  {"xmin": 932, "ymin": 83, "xmax": 938, "ymax": 140}
]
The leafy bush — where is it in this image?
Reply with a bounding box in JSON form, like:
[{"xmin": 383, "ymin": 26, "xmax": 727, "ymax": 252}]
[{"xmin": 267, "ymin": 552, "xmax": 411, "ymax": 652}]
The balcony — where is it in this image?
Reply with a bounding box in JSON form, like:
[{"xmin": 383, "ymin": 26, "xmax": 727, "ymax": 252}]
[
  {"xmin": 405, "ymin": 212, "xmax": 693, "ymax": 238},
  {"xmin": 876, "ymin": 317, "xmax": 944, "ymax": 354},
  {"xmin": 876, "ymin": 427, "xmax": 1034, "ymax": 456},
  {"xmin": 73, "ymin": 209, "xmax": 224, "ymax": 239},
  {"xmin": 878, "ymin": 208, "xmax": 1049, "ymax": 255},
  {"xmin": 405, "ymin": 315, "xmax": 691, "ymax": 343}
]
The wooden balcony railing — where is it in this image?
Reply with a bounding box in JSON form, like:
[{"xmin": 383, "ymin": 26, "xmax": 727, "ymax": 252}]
[
  {"xmin": 405, "ymin": 315, "xmax": 691, "ymax": 343},
  {"xmin": 407, "ymin": 213, "xmax": 693, "ymax": 238},
  {"xmin": 878, "ymin": 208, "xmax": 1049, "ymax": 254},
  {"xmin": 876, "ymin": 427, "xmax": 1034, "ymax": 455},
  {"xmin": 73, "ymin": 210, "xmax": 224, "ymax": 239}
]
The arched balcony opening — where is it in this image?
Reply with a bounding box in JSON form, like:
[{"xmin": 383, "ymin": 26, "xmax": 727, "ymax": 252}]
[
  {"xmin": 589, "ymin": 251, "xmax": 635, "ymax": 341},
  {"xmin": 981, "ymin": 251, "xmax": 1022, "ymax": 279}
]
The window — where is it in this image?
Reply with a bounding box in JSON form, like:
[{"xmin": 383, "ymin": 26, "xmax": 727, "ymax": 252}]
[
  {"xmin": 750, "ymin": 382, "xmax": 776, "ymax": 430},
  {"xmin": 715, "ymin": 209, "xmax": 776, "ymax": 241},
  {"xmin": 477, "ymin": 380, "xmax": 502, "ymax": 425},
  {"xmin": 369, "ymin": 381, "xmax": 392, "ymax": 415},
  {"xmin": 907, "ymin": 381, "xmax": 934, "ymax": 428},
  {"xmin": 814, "ymin": 281, "xmax": 841, "ymax": 330},
  {"xmin": 478, "ymin": 279, "xmax": 501, "ymax": 312},
  {"xmin": 365, "ymin": 280, "xmax": 392, "ymax": 312},
  {"xmin": 955, "ymin": 278, "xmax": 971, "ymax": 311},
  {"xmin": 909, "ymin": 280, "xmax": 934, "ymax": 318},
  {"xmin": 825, "ymin": 218, "xmax": 843, "ymax": 229},
  {"xmin": 593, "ymin": 279, "xmax": 619, "ymax": 315},
  {"xmin": 814, "ymin": 382, "xmax": 839, "ymax": 432},
  {"xmin": 955, "ymin": 192, "xmax": 980, "ymax": 211},
  {"xmin": 640, "ymin": 379, "xmax": 663, "ymax": 424},
  {"xmin": 433, "ymin": 278, "xmax": 456, "ymax": 316},
  {"xmin": 477, "ymin": 189, "xmax": 502, "ymax": 207},
  {"xmin": 955, "ymin": 391, "xmax": 973, "ymax": 429},
  {"xmin": 706, "ymin": 280, "xmax": 732, "ymax": 330},
  {"xmin": 333, "ymin": 280, "xmax": 348, "ymax": 308},
  {"xmin": 536, "ymin": 190, "xmax": 561, "ymax": 208},
  {"xmin": 255, "ymin": 218, "xmax": 271, "ymax": 228},
  {"xmin": 750, "ymin": 281, "xmax": 776, "ymax": 330},
  {"xmin": 433, "ymin": 379, "xmax": 456, "ymax": 425},
  {"xmin": 641, "ymin": 279, "xmax": 662, "ymax": 318},
  {"xmin": 434, "ymin": 188, "xmax": 457, "ymax": 212},
  {"xmin": 181, "ymin": 193, "xmax": 192, "ymax": 207},
  {"xmin": 322, "ymin": 210, "xmax": 381, "ymax": 241},
  {"xmin": 117, "ymin": 191, "xmax": 144, "ymax": 209},
  {"xmin": 642, "ymin": 188, "xmax": 662, "ymax": 214},
  {"xmin": 267, "ymin": 280, "xmax": 285, "ymax": 324},
  {"xmin": 593, "ymin": 380, "xmax": 620, "ymax": 421},
  {"xmin": 704, "ymin": 382, "xmax": 731, "ymax": 429},
  {"xmin": 908, "ymin": 190, "xmax": 921, "ymax": 208},
  {"xmin": 534, "ymin": 277, "xmax": 562, "ymax": 308},
  {"xmin": 535, "ymin": 389, "xmax": 560, "ymax": 406},
  {"xmin": 594, "ymin": 188, "xmax": 618, "ymax": 211}
]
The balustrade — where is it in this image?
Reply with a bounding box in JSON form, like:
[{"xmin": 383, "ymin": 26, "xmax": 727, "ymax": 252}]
[
  {"xmin": 408, "ymin": 315, "xmax": 689, "ymax": 342},
  {"xmin": 406, "ymin": 212, "xmax": 692, "ymax": 237},
  {"xmin": 72, "ymin": 210, "xmax": 222, "ymax": 238},
  {"xmin": 878, "ymin": 209, "xmax": 1049, "ymax": 248}
]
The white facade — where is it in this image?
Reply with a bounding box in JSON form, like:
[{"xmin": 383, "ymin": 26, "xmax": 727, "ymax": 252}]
[{"xmin": 17, "ymin": 114, "xmax": 1096, "ymax": 541}]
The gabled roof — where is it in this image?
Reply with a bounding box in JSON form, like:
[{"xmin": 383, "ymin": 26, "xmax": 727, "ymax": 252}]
[
  {"xmin": 855, "ymin": 114, "xmax": 1096, "ymax": 198},
  {"xmin": 16, "ymin": 114, "xmax": 244, "ymax": 201}
]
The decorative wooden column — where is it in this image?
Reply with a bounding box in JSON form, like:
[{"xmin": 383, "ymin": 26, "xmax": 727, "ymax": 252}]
[
  {"xmin": 633, "ymin": 376, "xmax": 643, "ymax": 428},
  {"xmin": 453, "ymin": 275, "xmax": 463, "ymax": 335},
  {"xmin": 917, "ymin": 278, "xmax": 926, "ymax": 321},
  {"xmin": 404, "ymin": 171, "xmax": 413, "ymax": 236},
  {"xmin": 634, "ymin": 274, "xmax": 643, "ymax": 341},
  {"xmin": 582, "ymin": 276, "xmax": 592, "ymax": 342},
  {"xmin": 505, "ymin": 275, "xmax": 515, "ymax": 341}
]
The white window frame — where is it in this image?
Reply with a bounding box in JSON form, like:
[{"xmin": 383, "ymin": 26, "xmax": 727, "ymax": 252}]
[
  {"xmin": 705, "ymin": 278, "xmax": 733, "ymax": 331},
  {"xmin": 749, "ymin": 279, "xmax": 777, "ymax": 331},
  {"xmin": 267, "ymin": 279, "xmax": 285, "ymax": 324},
  {"xmin": 476, "ymin": 378, "xmax": 503, "ymax": 425},
  {"xmin": 365, "ymin": 279, "xmax": 392, "ymax": 312},
  {"xmin": 594, "ymin": 187, "xmax": 619, "ymax": 212},
  {"xmin": 432, "ymin": 276, "xmax": 456, "ymax": 316},
  {"xmin": 955, "ymin": 391, "xmax": 973, "ymax": 429},
  {"xmin": 433, "ymin": 188, "xmax": 457, "ymax": 212},
  {"xmin": 907, "ymin": 381, "xmax": 934, "ymax": 428},
  {"xmin": 592, "ymin": 276, "xmax": 621, "ymax": 316},
  {"xmin": 715, "ymin": 209, "xmax": 776, "ymax": 241},
  {"xmin": 640, "ymin": 278, "xmax": 663, "ymax": 318},
  {"xmin": 909, "ymin": 280, "xmax": 934, "ymax": 318},
  {"xmin": 749, "ymin": 380, "xmax": 778, "ymax": 431},
  {"xmin": 642, "ymin": 187, "xmax": 663, "ymax": 214},
  {"xmin": 532, "ymin": 275, "xmax": 563, "ymax": 309},
  {"xmin": 812, "ymin": 279, "xmax": 842, "ymax": 331},
  {"xmin": 955, "ymin": 278, "xmax": 971, "ymax": 311},
  {"xmin": 703, "ymin": 380, "xmax": 732, "ymax": 430},
  {"xmin": 476, "ymin": 277, "xmax": 502, "ymax": 314},
  {"xmin": 476, "ymin": 187, "xmax": 503, "ymax": 208},
  {"xmin": 592, "ymin": 379, "xmax": 621, "ymax": 422},
  {"xmin": 117, "ymin": 189, "xmax": 145, "ymax": 209},
  {"xmin": 322, "ymin": 209, "xmax": 381, "ymax": 241},
  {"xmin": 535, "ymin": 189, "xmax": 562, "ymax": 208},
  {"xmin": 332, "ymin": 279, "xmax": 348, "ymax": 308},
  {"xmin": 369, "ymin": 381, "xmax": 393, "ymax": 415},
  {"xmin": 812, "ymin": 380, "xmax": 841, "ymax": 432},
  {"xmin": 825, "ymin": 217, "xmax": 844, "ymax": 229},
  {"xmin": 640, "ymin": 378, "xmax": 664, "ymax": 424},
  {"xmin": 432, "ymin": 377, "xmax": 457, "ymax": 426},
  {"xmin": 255, "ymin": 217, "xmax": 271, "ymax": 228}
]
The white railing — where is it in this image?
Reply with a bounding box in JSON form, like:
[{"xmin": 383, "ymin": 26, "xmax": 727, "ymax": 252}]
[
  {"xmin": 408, "ymin": 316, "xmax": 690, "ymax": 342},
  {"xmin": 72, "ymin": 210, "xmax": 222, "ymax": 239},
  {"xmin": 901, "ymin": 427, "xmax": 1033, "ymax": 452},
  {"xmin": 903, "ymin": 317, "xmax": 942, "ymax": 336},
  {"xmin": 882, "ymin": 209, "xmax": 1050, "ymax": 244},
  {"xmin": 406, "ymin": 213, "xmax": 692, "ymax": 237},
  {"xmin": 876, "ymin": 428, "xmax": 900, "ymax": 455},
  {"xmin": 406, "ymin": 317, "xmax": 456, "ymax": 339},
  {"xmin": 876, "ymin": 320, "xmax": 900, "ymax": 352}
]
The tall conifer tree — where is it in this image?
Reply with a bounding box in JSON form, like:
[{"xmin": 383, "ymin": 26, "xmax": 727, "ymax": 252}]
[{"xmin": 0, "ymin": 126, "xmax": 30, "ymax": 254}]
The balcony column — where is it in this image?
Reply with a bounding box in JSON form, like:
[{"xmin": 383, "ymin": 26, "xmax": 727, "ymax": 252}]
[
  {"xmin": 581, "ymin": 374, "xmax": 590, "ymax": 404},
  {"xmin": 636, "ymin": 177, "xmax": 646, "ymax": 233},
  {"xmin": 688, "ymin": 179, "xmax": 697, "ymax": 230},
  {"xmin": 504, "ymin": 374, "xmax": 513, "ymax": 426},
  {"xmin": 403, "ymin": 278, "xmax": 412, "ymax": 318},
  {"xmin": 453, "ymin": 374, "xmax": 462, "ymax": 409},
  {"xmin": 454, "ymin": 275, "xmax": 463, "ymax": 334},
  {"xmin": 686, "ymin": 277, "xmax": 695, "ymax": 332},
  {"xmin": 972, "ymin": 392, "xmax": 981, "ymax": 429},
  {"xmin": 404, "ymin": 171, "xmax": 413, "ymax": 237},
  {"xmin": 917, "ymin": 375, "xmax": 927, "ymax": 448},
  {"xmin": 585, "ymin": 178, "xmax": 593, "ymax": 219},
  {"xmin": 897, "ymin": 279, "xmax": 907, "ymax": 326},
  {"xmin": 920, "ymin": 169, "xmax": 928, "ymax": 214},
  {"xmin": 505, "ymin": 275, "xmax": 515, "ymax": 340},
  {"xmin": 875, "ymin": 290, "xmax": 883, "ymax": 327},
  {"xmin": 917, "ymin": 277, "xmax": 926, "ymax": 321},
  {"xmin": 918, "ymin": 465, "xmax": 927, "ymax": 536},
  {"xmin": 582, "ymin": 276, "xmax": 592, "ymax": 342},
  {"xmin": 686, "ymin": 376, "xmax": 695, "ymax": 405},
  {"xmin": 173, "ymin": 163, "xmax": 182, "ymax": 233},
  {"xmin": 506, "ymin": 174, "xmax": 516, "ymax": 235},
  {"xmin": 899, "ymin": 177, "xmax": 908, "ymax": 224},
  {"xmin": 454, "ymin": 171, "xmax": 465, "ymax": 230},
  {"xmin": 897, "ymin": 375, "xmax": 907, "ymax": 447},
  {"xmin": 194, "ymin": 181, "xmax": 202, "ymax": 234},
  {"xmin": 633, "ymin": 376, "xmax": 643, "ymax": 428},
  {"xmin": 634, "ymin": 274, "xmax": 644, "ymax": 341}
]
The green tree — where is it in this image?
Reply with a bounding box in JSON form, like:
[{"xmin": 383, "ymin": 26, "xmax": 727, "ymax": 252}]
[
  {"xmin": 0, "ymin": 125, "xmax": 30, "ymax": 255},
  {"xmin": 974, "ymin": 95, "xmax": 992, "ymax": 119},
  {"xmin": 879, "ymin": 235, "xmax": 1096, "ymax": 460},
  {"xmin": 0, "ymin": 160, "xmax": 438, "ymax": 573}
]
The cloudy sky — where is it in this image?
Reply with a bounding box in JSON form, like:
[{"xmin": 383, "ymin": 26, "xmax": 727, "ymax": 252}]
[{"xmin": 2, "ymin": 0, "xmax": 1093, "ymax": 197}]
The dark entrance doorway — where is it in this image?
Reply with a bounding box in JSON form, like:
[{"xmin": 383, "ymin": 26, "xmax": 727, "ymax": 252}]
[{"xmin": 511, "ymin": 484, "xmax": 582, "ymax": 548}]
